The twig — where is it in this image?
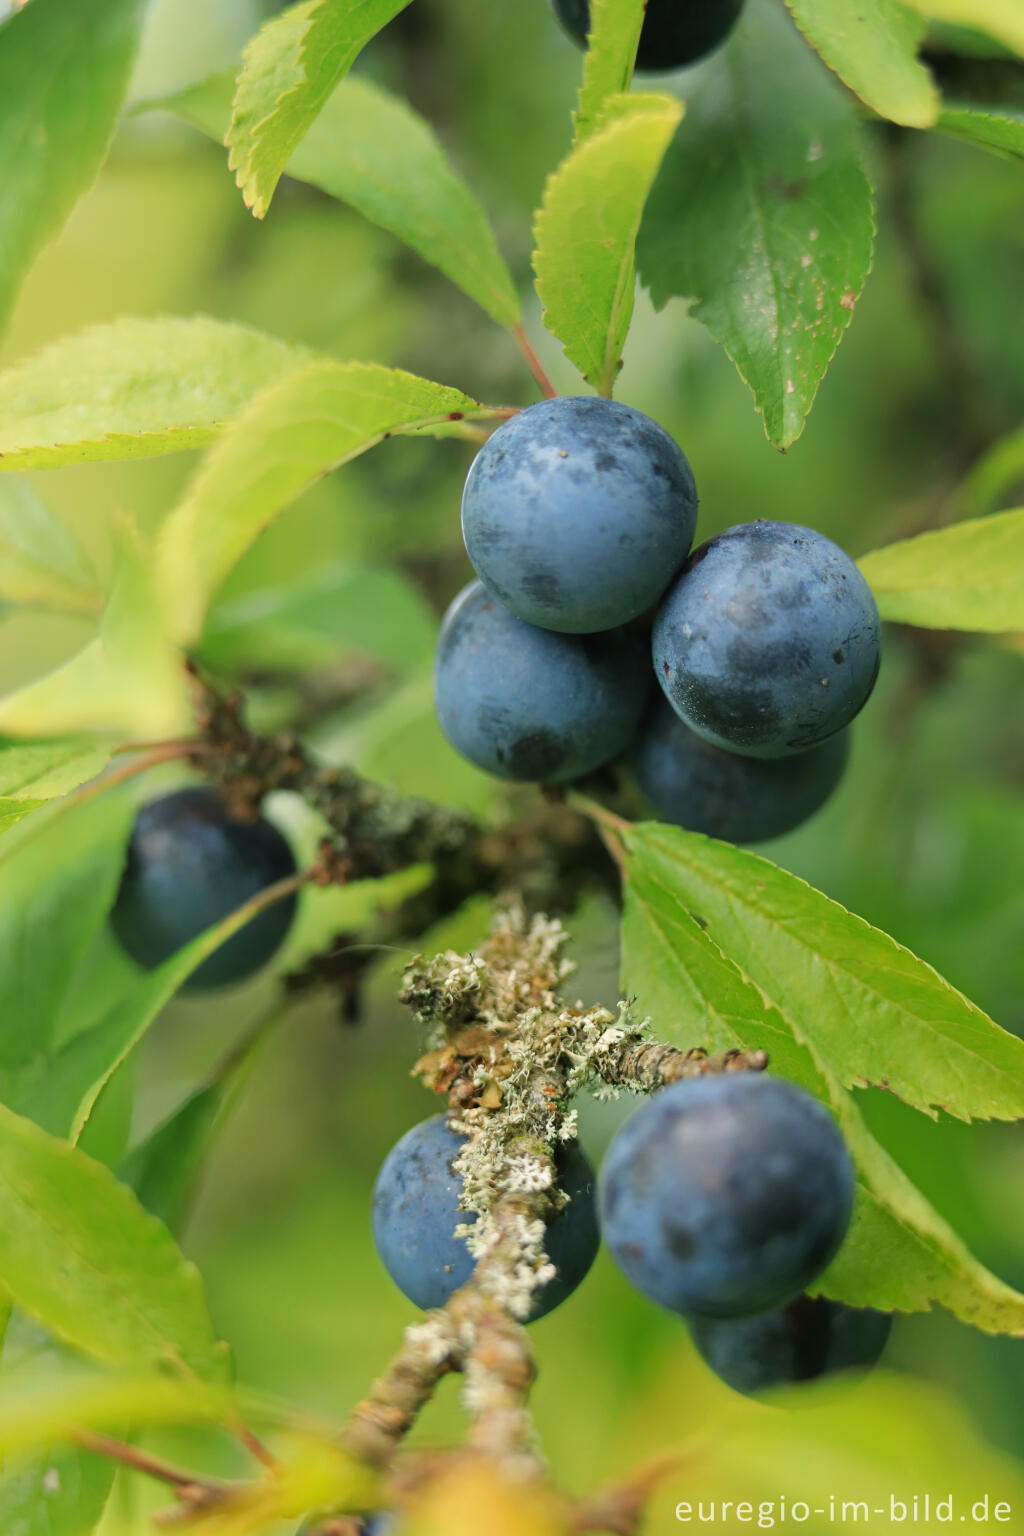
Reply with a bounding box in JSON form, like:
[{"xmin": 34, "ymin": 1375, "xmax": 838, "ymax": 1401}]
[
  {"xmin": 514, "ymin": 324, "xmax": 559, "ymax": 400},
  {"xmin": 72, "ymin": 1428, "xmax": 215, "ymax": 1491}
]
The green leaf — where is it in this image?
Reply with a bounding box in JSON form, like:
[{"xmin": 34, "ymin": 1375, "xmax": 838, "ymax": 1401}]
[
  {"xmin": 534, "ymin": 92, "xmax": 682, "ymax": 396},
  {"xmin": 902, "ymin": 0, "xmax": 1024, "ymax": 58},
  {"xmin": 0, "ymin": 521, "xmax": 189, "ymax": 741},
  {"xmin": 0, "ymin": 0, "xmax": 144, "ymax": 339},
  {"xmin": 784, "ymin": 0, "xmax": 939, "ymax": 127},
  {"xmin": 0, "ymin": 1371, "xmax": 231, "ymax": 1462},
  {"xmin": 937, "ymin": 104, "xmax": 1024, "ymax": 159},
  {"xmin": 0, "ymin": 738, "xmax": 110, "ymax": 840},
  {"xmin": 0, "ymin": 1450, "xmax": 114, "ymax": 1536},
  {"xmin": 0, "ymin": 794, "xmax": 134, "ymax": 1073},
  {"xmin": 14, "ymin": 876, "xmax": 304, "ymax": 1145},
  {"xmin": 859, "ymin": 508, "xmax": 1024, "ymax": 631},
  {"xmin": 637, "ymin": 2, "xmax": 874, "ymax": 449},
  {"xmin": 151, "ymin": 72, "xmax": 520, "ymax": 327},
  {"xmin": 119, "ymin": 1083, "xmax": 227, "ymax": 1229},
  {"xmin": 201, "ymin": 563, "xmax": 437, "ymax": 673},
  {"xmin": 573, "ymin": 0, "xmax": 646, "ymax": 143},
  {"xmin": 227, "ymin": 0, "xmax": 412, "ymax": 218},
  {"xmin": 620, "ymin": 827, "xmax": 1024, "ymax": 1333},
  {"xmin": 823, "ymin": 1091, "xmax": 1024, "ymax": 1331},
  {"xmin": 0, "ymin": 1103, "xmax": 229, "ymax": 1379},
  {"xmin": 156, "ymin": 361, "xmax": 503, "ymax": 643},
  {"xmin": 956, "ymin": 425, "xmax": 1024, "ymax": 517},
  {"xmin": 623, "ymin": 823, "xmax": 1024, "ymax": 1123},
  {"xmin": 0, "ymin": 318, "xmax": 311, "ymax": 471},
  {"xmin": 0, "ymin": 480, "xmax": 101, "ymax": 614}
]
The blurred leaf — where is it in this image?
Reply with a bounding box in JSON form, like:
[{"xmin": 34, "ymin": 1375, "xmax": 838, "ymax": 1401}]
[
  {"xmin": 956, "ymin": 424, "xmax": 1024, "ymax": 516},
  {"xmin": 0, "ymin": 318, "xmax": 311, "ymax": 471},
  {"xmin": 938, "ymin": 105, "xmax": 1024, "ymax": 158},
  {"xmin": 0, "ymin": 522, "xmax": 189, "ymax": 740},
  {"xmin": 902, "ymin": 0, "xmax": 1024, "ymax": 57},
  {"xmin": 14, "ymin": 870, "xmax": 306, "ymax": 1144},
  {"xmin": 202, "ymin": 563, "xmax": 436, "ymax": 674},
  {"xmin": 0, "ymin": 0, "xmax": 144, "ymax": 339},
  {"xmin": 405, "ymin": 1460, "xmax": 567, "ymax": 1536},
  {"xmin": 0, "ymin": 480, "xmax": 101, "ymax": 614},
  {"xmin": 0, "ymin": 793, "xmax": 133, "ymax": 1073},
  {"xmin": 784, "ymin": 0, "xmax": 939, "ymax": 126},
  {"xmin": 573, "ymin": 0, "xmax": 645, "ymax": 143},
  {"xmin": 0, "ymin": 738, "xmax": 110, "ymax": 841},
  {"xmin": 0, "ymin": 1371, "xmax": 232, "ymax": 1462},
  {"xmin": 118, "ymin": 1082, "xmax": 227, "ymax": 1229},
  {"xmin": 0, "ymin": 1449, "xmax": 114, "ymax": 1536},
  {"xmin": 534, "ymin": 92, "xmax": 682, "ymax": 396},
  {"xmin": 620, "ymin": 828, "xmax": 1024, "ymax": 1332},
  {"xmin": 859, "ymin": 508, "xmax": 1024, "ymax": 631},
  {"xmin": 287, "ymin": 77, "xmax": 520, "ymax": 327},
  {"xmin": 682, "ymin": 1368, "xmax": 1024, "ymax": 1519},
  {"xmin": 173, "ymin": 69, "xmax": 520, "ymax": 325},
  {"xmin": 0, "ymin": 1104, "xmax": 229, "ymax": 1379},
  {"xmin": 622, "ymin": 823, "xmax": 1024, "ymax": 1122},
  {"xmin": 638, "ymin": 2, "xmax": 874, "ymax": 448},
  {"xmin": 157, "ymin": 361, "xmax": 499, "ymax": 643},
  {"xmin": 227, "ymin": 0, "xmax": 412, "ymax": 218}
]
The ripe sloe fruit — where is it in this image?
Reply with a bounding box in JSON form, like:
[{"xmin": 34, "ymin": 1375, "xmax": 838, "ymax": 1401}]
[
  {"xmin": 653, "ymin": 521, "xmax": 881, "ymax": 757},
  {"xmin": 690, "ymin": 1294, "xmax": 892, "ymax": 1397},
  {"xmin": 110, "ymin": 787, "xmax": 298, "ymax": 990},
  {"xmin": 434, "ymin": 580, "xmax": 650, "ymax": 783},
  {"xmin": 630, "ymin": 695, "xmax": 849, "ymax": 843},
  {"xmin": 462, "ymin": 397, "xmax": 697, "ymax": 634},
  {"xmin": 601, "ymin": 1073, "xmax": 854, "ymax": 1318},
  {"xmin": 551, "ymin": 0, "xmax": 744, "ymax": 72},
  {"xmin": 372, "ymin": 1115, "xmax": 600, "ymax": 1320}
]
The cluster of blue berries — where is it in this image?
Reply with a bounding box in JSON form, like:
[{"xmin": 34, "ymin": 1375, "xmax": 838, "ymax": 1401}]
[
  {"xmin": 436, "ymin": 397, "xmax": 882, "ymax": 845},
  {"xmin": 552, "ymin": 0, "xmax": 745, "ymax": 74},
  {"xmin": 372, "ymin": 1073, "xmax": 889, "ymax": 1398}
]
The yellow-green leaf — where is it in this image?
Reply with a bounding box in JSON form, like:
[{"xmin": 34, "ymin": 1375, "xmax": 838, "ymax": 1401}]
[
  {"xmin": 573, "ymin": 0, "xmax": 646, "ymax": 143},
  {"xmin": 0, "ymin": 0, "xmax": 144, "ymax": 339},
  {"xmin": 0, "ymin": 317, "xmax": 311, "ymax": 471},
  {"xmin": 0, "ymin": 522, "xmax": 189, "ymax": 740},
  {"xmin": 784, "ymin": 0, "xmax": 939, "ymax": 127},
  {"xmin": 859, "ymin": 508, "xmax": 1024, "ymax": 631},
  {"xmin": 0, "ymin": 480, "xmax": 101, "ymax": 613},
  {"xmin": 534, "ymin": 91, "xmax": 682, "ymax": 396},
  {"xmin": 903, "ymin": 0, "xmax": 1024, "ymax": 58},
  {"xmin": 157, "ymin": 361, "xmax": 503, "ymax": 643},
  {"xmin": 0, "ymin": 1104, "xmax": 229, "ymax": 1379},
  {"xmin": 227, "ymin": 0, "xmax": 412, "ymax": 218}
]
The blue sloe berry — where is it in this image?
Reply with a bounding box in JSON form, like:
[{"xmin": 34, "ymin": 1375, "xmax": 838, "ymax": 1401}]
[
  {"xmin": 372, "ymin": 1115, "xmax": 600, "ymax": 1320},
  {"xmin": 434, "ymin": 580, "xmax": 650, "ymax": 783},
  {"xmin": 629, "ymin": 694, "xmax": 849, "ymax": 842},
  {"xmin": 551, "ymin": 0, "xmax": 745, "ymax": 72},
  {"xmin": 690, "ymin": 1294, "xmax": 892, "ymax": 1397},
  {"xmin": 110, "ymin": 786, "xmax": 297, "ymax": 990},
  {"xmin": 601, "ymin": 1073, "xmax": 855, "ymax": 1318},
  {"xmin": 462, "ymin": 397, "xmax": 697, "ymax": 634},
  {"xmin": 653, "ymin": 521, "xmax": 881, "ymax": 757}
]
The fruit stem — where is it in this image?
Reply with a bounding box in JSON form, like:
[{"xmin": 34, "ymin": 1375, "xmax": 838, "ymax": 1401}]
[{"xmin": 513, "ymin": 324, "xmax": 559, "ymax": 400}]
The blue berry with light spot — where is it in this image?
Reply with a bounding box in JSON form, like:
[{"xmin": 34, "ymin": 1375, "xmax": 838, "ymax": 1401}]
[
  {"xmin": 462, "ymin": 396, "xmax": 697, "ymax": 634},
  {"xmin": 601, "ymin": 1073, "xmax": 854, "ymax": 1319},
  {"xmin": 434, "ymin": 580, "xmax": 650, "ymax": 783},
  {"xmin": 653, "ymin": 521, "xmax": 881, "ymax": 758}
]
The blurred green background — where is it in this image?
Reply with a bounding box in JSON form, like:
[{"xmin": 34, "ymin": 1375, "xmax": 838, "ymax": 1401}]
[{"xmin": 1, "ymin": 0, "xmax": 1022, "ymax": 1529}]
